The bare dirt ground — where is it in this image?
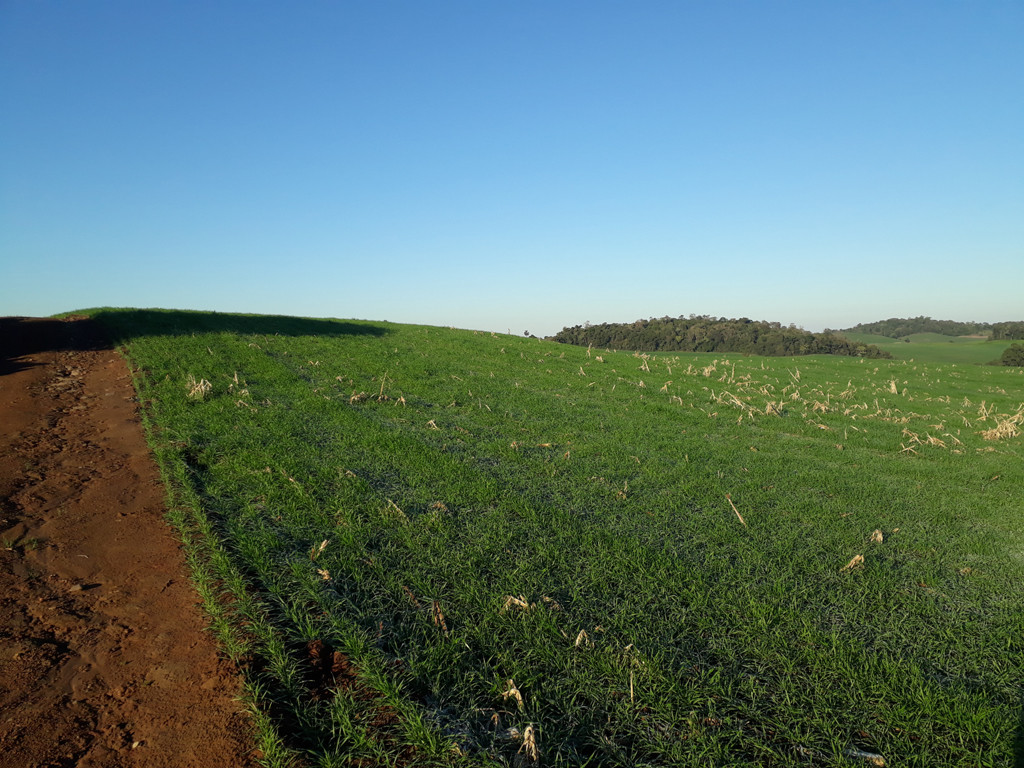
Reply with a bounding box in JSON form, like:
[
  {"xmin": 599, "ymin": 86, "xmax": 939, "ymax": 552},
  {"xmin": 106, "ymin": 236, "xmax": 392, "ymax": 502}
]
[{"xmin": 0, "ymin": 317, "xmax": 254, "ymax": 768}]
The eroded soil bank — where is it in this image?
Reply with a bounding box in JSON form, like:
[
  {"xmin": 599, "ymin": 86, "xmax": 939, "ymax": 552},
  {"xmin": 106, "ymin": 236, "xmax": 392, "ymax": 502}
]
[{"xmin": 0, "ymin": 317, "xmax": 254, "ymax": 768}]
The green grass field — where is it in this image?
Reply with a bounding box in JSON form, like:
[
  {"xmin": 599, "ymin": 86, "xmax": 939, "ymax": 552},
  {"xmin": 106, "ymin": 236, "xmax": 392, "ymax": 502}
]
[
  {"xmin": 839, "ymin": 331, "xmax": 1014, "ymax": 365},
  {"xmin": 86, "ymin": 308, "xmax": 1024, "ymax": 767}
]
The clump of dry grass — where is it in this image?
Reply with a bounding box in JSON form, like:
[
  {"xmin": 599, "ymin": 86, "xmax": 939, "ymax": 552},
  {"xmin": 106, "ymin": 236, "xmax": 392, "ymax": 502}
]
[
  {"xmin": 840, "ymin": 554, "xmax": 865, "ymax": 572},
  {"xmin": 980, "ymin": 408, "xmax": 1023, "ymax": 441},
  {"xmin": 900, "ymin": 428, "xmax": 951, "ymax": 452},
  {"xmin": 502, "ymin": 595, "xmax": 533, "ymax": 613},
  {"xmin": 502, "ymin": 679, "xmax": 524, "ymax": 711},
  {"xmin": 309, "ymin": 539, "xmax": 329, "ymax": 560},
  {"xmin": 715, "ymin": 390, "xmax": 751, "ymax": 412},
  {"xmin": 432, "ymin": 600, "xmax": 449, "ymax": 635},
  {"xmin": 186, "ymin": 374, "xmax": 212, "ymax": 400},
  {"xmin": 518, "ymin": 724, "xmax": 538, "ymax": 762}
]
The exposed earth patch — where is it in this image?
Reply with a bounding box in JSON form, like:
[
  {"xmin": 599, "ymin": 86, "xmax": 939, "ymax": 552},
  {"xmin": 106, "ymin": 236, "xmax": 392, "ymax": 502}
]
[{"xmin": 0, "ymin": 317, "xmax": 253, "ymax": 768}]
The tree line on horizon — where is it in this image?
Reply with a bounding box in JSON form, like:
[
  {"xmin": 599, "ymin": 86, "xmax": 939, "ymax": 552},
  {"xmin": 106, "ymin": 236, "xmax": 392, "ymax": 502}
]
[
  {"xmin": 991, "ymin": 321, "xmax": 1024, "ymax": 340},
  {"xmin": 550, "ymin": 316, "xmax": 892, "ymax": 358},
  {"xmin": 830, "ymin": 316, "xmax": 1024, "ymax": 340}
]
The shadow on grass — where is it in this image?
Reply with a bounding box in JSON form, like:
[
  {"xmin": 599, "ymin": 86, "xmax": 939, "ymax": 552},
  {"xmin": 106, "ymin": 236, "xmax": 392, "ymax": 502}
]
[
  {"xmin": 88, "ymin": 308, "xmax": 390, "ymax": 344},
  {"xmin": 2, "ymin": 309, "xmax": 389, "ymax": 378}
]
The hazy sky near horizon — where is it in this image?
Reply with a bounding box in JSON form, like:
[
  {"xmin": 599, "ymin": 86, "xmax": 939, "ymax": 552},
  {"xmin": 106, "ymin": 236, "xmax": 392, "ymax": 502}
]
[{"xmin": 2, "ymin": 2, "xmax": 1022, "ymax": 336}]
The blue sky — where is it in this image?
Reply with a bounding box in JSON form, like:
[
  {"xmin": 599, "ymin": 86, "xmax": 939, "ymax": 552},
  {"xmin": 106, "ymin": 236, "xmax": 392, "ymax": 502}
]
[{"xmin": 2, "ymin": 2, "xmax": 1021, "ymax": 336}]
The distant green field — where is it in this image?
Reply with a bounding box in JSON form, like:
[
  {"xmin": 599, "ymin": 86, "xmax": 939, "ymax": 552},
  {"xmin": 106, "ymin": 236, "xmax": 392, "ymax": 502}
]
[
  {"xmin": 836, "ymin": 331, "xmax": 895, "ymax": 346},
  {"xmin": 840, "ymin": 331, "xmax": 1013, "ymax": 364},
  {"xmin": 87, "ymin": 309, "xmax": 1024, "ymax": 767},
  {"xmin": 896, "ymin": 333, "xmax": 979, "ymax": 344}
]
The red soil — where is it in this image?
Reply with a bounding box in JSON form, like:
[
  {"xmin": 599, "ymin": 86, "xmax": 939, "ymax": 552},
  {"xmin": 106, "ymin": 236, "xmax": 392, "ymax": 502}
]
[{"xmin": 0, "ymin": 317, "xmax": 254, "ymax": 768}]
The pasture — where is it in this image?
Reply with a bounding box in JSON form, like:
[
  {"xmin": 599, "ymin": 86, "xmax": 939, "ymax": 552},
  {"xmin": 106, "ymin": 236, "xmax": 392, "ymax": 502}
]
[
  {"xmin": 89, "ymin": 308, "xmax": 1024, "ymax": 767},
  {"xmin": 838, "ymin": 331, "xmax": 1014, "ymax": 365}
]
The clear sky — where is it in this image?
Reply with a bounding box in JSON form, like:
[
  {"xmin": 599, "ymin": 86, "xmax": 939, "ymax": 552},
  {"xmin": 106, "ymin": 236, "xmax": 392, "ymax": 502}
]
[{"xmin": 2, "ymin": 2, "xmax": 1021, "ymax": 336}]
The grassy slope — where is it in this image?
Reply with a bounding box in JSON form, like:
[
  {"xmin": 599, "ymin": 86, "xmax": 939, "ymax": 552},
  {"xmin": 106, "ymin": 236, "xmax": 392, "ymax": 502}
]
[
  {"xmin": 89, "ymin": 309, "xmax": 1024, "ymax": 768},
  {"xmin": 899, "ymin": 333, "xmax": 988, "ymax": 344},
  {"xmin": 839, "ymin": 331, "xmax": 1014, "ymax": 365}
]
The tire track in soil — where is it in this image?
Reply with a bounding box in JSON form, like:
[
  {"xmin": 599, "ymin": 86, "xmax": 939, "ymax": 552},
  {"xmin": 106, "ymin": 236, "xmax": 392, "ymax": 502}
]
[{"xmin": 0, "ymin": 317, "xmax": 255, "ymax": 768}]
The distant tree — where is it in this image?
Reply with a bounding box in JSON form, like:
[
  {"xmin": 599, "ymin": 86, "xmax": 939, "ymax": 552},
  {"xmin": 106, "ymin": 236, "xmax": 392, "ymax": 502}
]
[
  {"xmin": 549, "ymin": 315, "xmax": 892, "ymax": 358},
  {"xmin": 992, "ymin": 322, "xmax": 1024, "ymax": 341},
  {"xmin": 841, "ymin": 317, "xmax": 992, "ymax": 338},
  {"xmin": 1000, "ymin": 343, "xmax": 1024, "ymax": 367}
]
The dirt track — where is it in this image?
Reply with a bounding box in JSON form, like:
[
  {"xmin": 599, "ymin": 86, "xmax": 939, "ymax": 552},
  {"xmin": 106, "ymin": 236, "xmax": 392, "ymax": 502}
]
[{"xmin": 0, "ymin": 317, "xmax": 254, "ymax": 768}]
